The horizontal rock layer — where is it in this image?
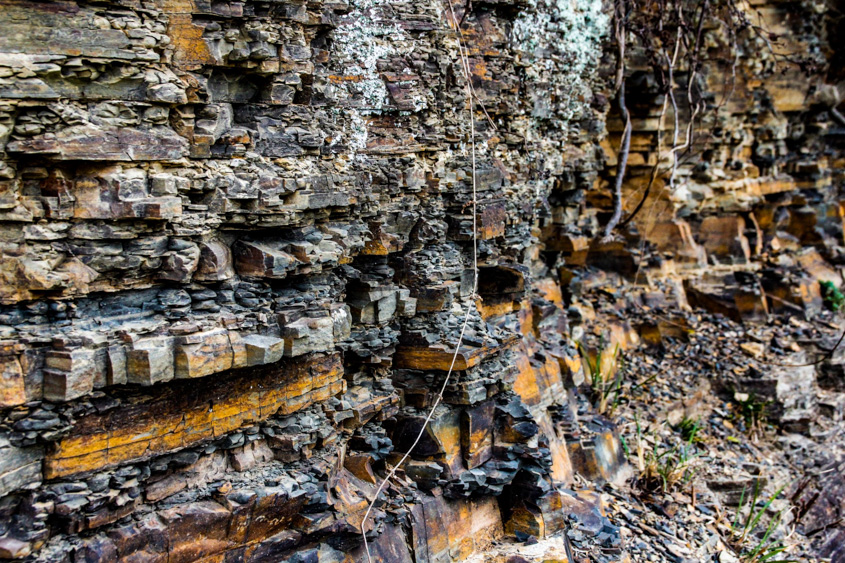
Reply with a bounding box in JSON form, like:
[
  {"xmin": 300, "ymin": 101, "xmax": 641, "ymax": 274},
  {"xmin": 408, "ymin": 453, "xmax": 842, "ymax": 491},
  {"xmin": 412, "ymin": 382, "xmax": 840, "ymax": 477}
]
[{"xmin": 0, "ymin": 0, "xmax": 842, "ymax": 561}]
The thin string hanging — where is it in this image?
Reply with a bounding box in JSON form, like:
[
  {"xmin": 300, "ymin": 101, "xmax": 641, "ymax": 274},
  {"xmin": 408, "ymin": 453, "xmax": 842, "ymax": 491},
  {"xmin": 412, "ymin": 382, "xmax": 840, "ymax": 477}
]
[{"xmin": 359, "ymin": 1, "xmax": 480, "ymax": 560}]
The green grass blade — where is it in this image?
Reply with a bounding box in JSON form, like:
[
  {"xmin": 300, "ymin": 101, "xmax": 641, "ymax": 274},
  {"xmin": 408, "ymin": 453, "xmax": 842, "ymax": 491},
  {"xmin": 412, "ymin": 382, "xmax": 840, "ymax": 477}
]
[
  {"xmin": 742, "ymin": 479, "xmax": 763, "ymax": 538},
  {"xmin": 733, "ymin": 485, "xmax": 747, "ymax": 534},
  {"xmin": 747, "ymin": 484, "xmax": 786, "ymax": 538}
]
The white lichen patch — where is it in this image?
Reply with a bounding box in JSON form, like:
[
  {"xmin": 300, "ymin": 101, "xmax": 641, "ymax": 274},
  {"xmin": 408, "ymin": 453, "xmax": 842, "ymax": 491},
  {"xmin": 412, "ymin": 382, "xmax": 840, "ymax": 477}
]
[
  {"xmin": 331, "ymin": 0, "xmax": 423, "ymax": 156},
  {"xmin": 506, "ymin": 0, "xmax": 610, "ymax": 200},
  {"xmin": 332, "ymin": 0, "xmax": 400, "ymax": 112},
  {"xmin": 512, "ymin": 0, "xmax": 608, "ymax": 123}
]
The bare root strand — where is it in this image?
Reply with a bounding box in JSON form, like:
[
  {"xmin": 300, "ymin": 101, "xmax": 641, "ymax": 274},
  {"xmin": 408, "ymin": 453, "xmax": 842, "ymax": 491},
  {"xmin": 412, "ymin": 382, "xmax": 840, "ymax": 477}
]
[
  {"xmin": 604, "ymin": 79, "xmax": 631, "ymax": 241},
  {"xmin": 832, "ymin": 106, "xmax": 845, "ymax": 128},
  {"xmin": 604, "ymin": 0, "xmax": 631, "ymax": 241},
  {"xmin": 620, "ymin": 20, "xmax": 682, "ymax": 229}
]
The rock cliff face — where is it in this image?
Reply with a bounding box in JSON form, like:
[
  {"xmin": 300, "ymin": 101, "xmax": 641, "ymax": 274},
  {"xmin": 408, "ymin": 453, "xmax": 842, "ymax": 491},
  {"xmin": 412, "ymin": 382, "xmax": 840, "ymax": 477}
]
[
  {"xmin": 0, "ymin": 0, "xmax": 842, "ymax": 561},
  {"xmin": 0, "ymin": 1, "xmax": 617, "ymax": 560}
]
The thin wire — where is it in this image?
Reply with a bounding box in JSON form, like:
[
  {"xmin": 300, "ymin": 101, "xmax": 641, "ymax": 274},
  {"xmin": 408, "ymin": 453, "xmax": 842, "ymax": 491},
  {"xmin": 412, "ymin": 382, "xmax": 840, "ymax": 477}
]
[
  {"xmin": 452, "ymin": 1, "xmax": 498, "ymax": 133},
  {"xmin": 360, "ymin": 1, "xmax": 479, "ymax": 559}
]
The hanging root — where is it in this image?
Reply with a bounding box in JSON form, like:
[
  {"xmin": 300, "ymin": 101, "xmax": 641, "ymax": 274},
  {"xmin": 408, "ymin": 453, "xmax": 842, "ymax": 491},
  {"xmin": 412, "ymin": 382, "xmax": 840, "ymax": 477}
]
[
  {"xmin": 620, "ymin": 14, "xmax": 681, "ymax": 230},
  {"xmin": 832, "ymin": 106, "xmax": 845, "ymax": 128},
  {"xmin": 603, "ymin": 0, "xmax": 631, "ymax": 242},
  {"xmin": 603, "ymin": 79, "xmax": 631, "ymax": 241}
]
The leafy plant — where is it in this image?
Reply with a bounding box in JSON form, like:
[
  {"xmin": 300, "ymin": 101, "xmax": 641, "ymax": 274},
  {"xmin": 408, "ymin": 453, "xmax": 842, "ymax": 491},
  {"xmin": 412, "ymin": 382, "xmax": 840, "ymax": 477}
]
[
  {"xmin": 634, "ymin": 415, "xmax": 699, "ymax": 494},
  {"xmin": 577, "ymin": 342, "xmax": 624, "ymax": 415},
  {"xmin": 729, "ymin": 480, "xmax": 796, "ymax": 563},
  {"xmin": 820, "ymin": 280, "xmax": 844, "ymax": 312},
  {"xmin": 675, "ymin": 416, "xmax": 704, "ymax": 444}
]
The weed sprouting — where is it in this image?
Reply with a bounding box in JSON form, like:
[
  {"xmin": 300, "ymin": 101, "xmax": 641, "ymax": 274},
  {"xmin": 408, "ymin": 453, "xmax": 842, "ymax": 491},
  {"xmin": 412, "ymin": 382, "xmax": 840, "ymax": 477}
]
[
  {"xmin": 676, "ymin": 416, "xmax": 704, "ymax": 444},
  {"xmin": 733, "ymin": 392, "xmax": 771, "ymax": 441},
  {"xmin": 634, "ymin": 414, "xmax": 700, "ymax": 494},
  {"xmin": 577, "ymin": 341, "xmax": 624, "ymax": 415},
  {"xmin": 728, "ymin": 481, "xmax": 797, "ymax": 563}
]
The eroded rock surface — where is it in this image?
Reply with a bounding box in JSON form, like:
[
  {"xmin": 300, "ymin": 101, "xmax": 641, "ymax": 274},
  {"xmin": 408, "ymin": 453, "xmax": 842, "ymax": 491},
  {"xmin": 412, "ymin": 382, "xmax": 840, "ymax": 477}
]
[
  {"xmin": 0, "ymin": 0, "xmax": 843, "ymax": 561},
  {"xmin": 0, "ymin": 0, "xmax": 620, "ymax": 560}
]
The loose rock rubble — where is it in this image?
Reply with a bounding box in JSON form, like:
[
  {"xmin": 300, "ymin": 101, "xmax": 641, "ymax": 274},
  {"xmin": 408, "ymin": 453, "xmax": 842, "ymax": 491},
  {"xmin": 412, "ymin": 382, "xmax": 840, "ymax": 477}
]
[{"xmin": 567, "ymin": 281, "xmax": 845, "ymax": 563}]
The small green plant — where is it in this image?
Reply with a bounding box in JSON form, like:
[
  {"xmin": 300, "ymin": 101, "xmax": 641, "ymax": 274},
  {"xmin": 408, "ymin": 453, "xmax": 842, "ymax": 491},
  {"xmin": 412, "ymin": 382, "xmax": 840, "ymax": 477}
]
[
  {"xmin": 733, "ymin": 392, "xmax": 771, "ymax": 441},
  {"xmin": 729, "ymin": 480, "xmax": 796, "ymax": 563},
  {"xmin": 634, "ymin": 415, "xmax": 699, "ymax": 494},
  {"xmin": 675, "ymin": 416, "xmax": 704, "ymax": 444},
  {"xmin": 820, "ymin": 280, "xmax": 845, "ymax": 312},
  {"xmin": 577, "ymin": 341, "xmax": 623, "ymax": 415}
]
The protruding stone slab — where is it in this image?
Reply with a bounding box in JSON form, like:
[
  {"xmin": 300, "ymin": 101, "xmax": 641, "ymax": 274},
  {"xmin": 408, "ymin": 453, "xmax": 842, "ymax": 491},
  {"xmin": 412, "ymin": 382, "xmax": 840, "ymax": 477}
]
[
  {"xmin": 158, "ymin": 240, "xmax": 200, "ymax": 283},
  {"xmin": 174, "ymin": 329, "xmax": 234, "ymax": 379},
  {"xmin": 0, "ymin": 436, "xmax": 43, "ymax": 497},
  {"xmin": 449, "ymin": 200, "xmax": 507, "ymax": 241},
  {"xmin": 797, "ymin": 249, "xmax": 841, "ymax": 287},
  {"xmin": 394, "ymin": 336, "xmax": 517, "ymax": 372},
  {"xmin": 126, "ymin": 336, "xmax": 175, "ymax": 386},
  {"xmin": 391, "ymin": 406, "xmax": 463, "ymax": 478},
  {"xmin": 344, "ymin": 454, "xmax": 377, "ymax": 484},
  {"xmin": 347, "ymin": 283, "xmax": 400, "ymax": 324},
  {"xmin": 6, "ymin": 126, "xmax": 189, "ymax": 162},
  {"xmin": 477, "ymin": 264, "xmax": 526, "ymax": 299},
  {"xmin": 65, "ymin": 172, "xmax": 183, "ymax": 221},
  {"xmin": 243, "ymin": 334, "xmax": 285, "ymax": 366},
  {"xmin": 0, "ymin": 353, "xmax": 26, "ymax": 408},
  {"xmin": 194, "ymin": 240, "xmax": 235, "ymax": 281},
  {"xmin": 233, "ymin": 240, "xmax": 296, "ymax": 278},
  {"xmin": 0, "ymin": 537, "xmax": 31, "ymax": 560},
  {"xmin": 281, "ymin": 316, "xmax": 334, "ymax": 357},
  {"xmin": 230, "ymin": 440, "xmax": 274, "ymax": 472},
  {"xmin": 43, "ymin": 348, "xmax": 98, "ymax": 402},
  {"xmin": 648, "ymin": 220, "xmax": 707, "ymax": 265},
  {"xmin": 407, "ymin": 494, "xmax": 503, "ymax": 562},
  {"xmin": 106, "ymin": 345, "xmax": 128, "ymax": 386},
  {"xmin": 698, "ymin": 215, "xmax": 751, "ymax": 262},
  {"xmin": 461, "ymin": 401, "xmax": 494, "ymax": 469}
]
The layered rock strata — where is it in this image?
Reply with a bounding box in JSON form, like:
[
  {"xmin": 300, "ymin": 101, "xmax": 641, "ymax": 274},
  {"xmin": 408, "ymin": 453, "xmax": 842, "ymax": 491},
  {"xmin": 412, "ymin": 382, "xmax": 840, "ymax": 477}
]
[
  {"xmin": 0, "ymin": 0, "xmax": 621, "ymax": 561},
  {"xmin": 0, "ymin": 0, "xmax": 843, "ymax": 561}
]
